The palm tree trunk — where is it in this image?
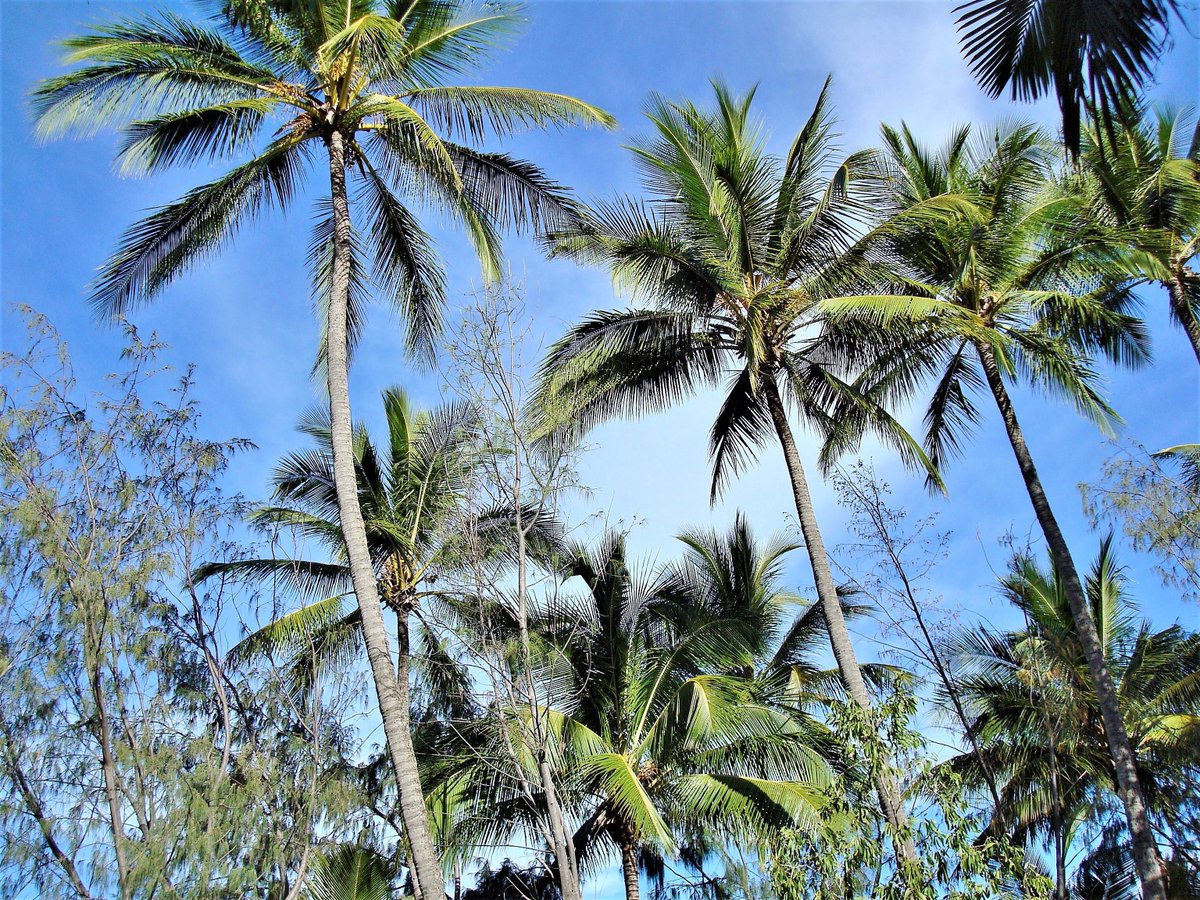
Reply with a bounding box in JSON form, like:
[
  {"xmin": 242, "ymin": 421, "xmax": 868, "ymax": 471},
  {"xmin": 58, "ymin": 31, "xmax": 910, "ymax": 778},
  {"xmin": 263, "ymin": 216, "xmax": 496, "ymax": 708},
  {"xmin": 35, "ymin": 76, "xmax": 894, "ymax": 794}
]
[
  {"xmin": 1167, "ymin": 270, "xmax": 1200, "ymax": 367},
  {"xmin": 326, "ymin": 128, "xmax": 444, "ymax": 900},
  {"xmin": 762, "ymin": 377, "xmax": 918, "ymax": 869},
  {"xmin": 976, "ymin": 341, "xmax": 1166, "ymax": 900},
  {"xmin": 619, "ymin": 839, "xmax": 640, "ymax": 900}
]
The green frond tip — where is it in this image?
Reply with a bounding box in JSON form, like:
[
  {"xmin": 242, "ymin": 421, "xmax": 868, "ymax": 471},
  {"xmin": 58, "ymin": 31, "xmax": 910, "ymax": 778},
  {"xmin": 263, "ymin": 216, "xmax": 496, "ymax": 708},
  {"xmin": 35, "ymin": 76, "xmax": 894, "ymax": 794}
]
[{"xmin": 1153, "ymin": 443, "xmax": 1200, "ymax": 492}]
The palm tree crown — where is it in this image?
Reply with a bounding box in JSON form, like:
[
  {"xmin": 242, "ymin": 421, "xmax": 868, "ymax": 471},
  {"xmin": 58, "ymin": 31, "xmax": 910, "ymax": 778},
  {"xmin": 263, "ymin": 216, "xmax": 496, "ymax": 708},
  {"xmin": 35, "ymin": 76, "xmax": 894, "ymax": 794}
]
[
  {"xmin": 954, "ymin": 0, "xmax": 1180, "ymax": 156},
  {"xmin": 539, "ymin": 520, "xmax": 833, "ymax": 900},
  {"xmin": 1073, "ymin": 104, "xmax": 1200, "ymax": 364},
  {"xmin": 201, "ymin": 388, "xmax": 493, "ymax": 694},
  {"xmin": 538, "ymin": 80, "xmax": 925, "ymax": 492},
  {"xmin": 848, "ymin": 121, "xmax": 1148, "ymax": 481},
  {"xmin": 34, "ymin": 0, "xmax": 613, "ymax": 349},
  {"xmin": 948, "ymin": 538, "xmax": 1200, "ymax": 893}
]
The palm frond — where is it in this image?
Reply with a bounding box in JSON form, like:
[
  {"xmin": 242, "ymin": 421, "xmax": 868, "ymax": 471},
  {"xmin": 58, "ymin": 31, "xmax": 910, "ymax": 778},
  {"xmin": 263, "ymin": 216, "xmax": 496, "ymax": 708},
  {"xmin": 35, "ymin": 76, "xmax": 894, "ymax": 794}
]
[
  {"xmin": 447, "ymin": 144, "xmax": 581, "ymax": 235},
  {"xmin": 192, "ymin": 556, "xmax": 350, "ymax": 601},
  {"xmin": 355, "ymin": 154, "xmax": 446, "ymax": 362},
  {"xmin": 91, "ymin": 137, "xmax": 308, "ymax": 317},
  {"xmin": 405, "ymin": 85, "xmax": 614, "ymax": 140},
  {"xmin": 305, "ymin": 844, "xmax": 394, "ymax": 900},
  {"xmin": 33, "ymin": 11, "xmax": 279, "ymax": 139},
  {"xmin": 115, "ymin": 97, "xmax": 280, "ymax": 175},
  {"xmin": 708, "ymin": 368, "xmax": 775, "ymax": 502},
  {"xmin": 534, "ymin": 309, "xmax": 725, "ymax": 440},
  {"xmin": 1153, "ymin": 443, "xmax": 1200, "ymax": 493}
]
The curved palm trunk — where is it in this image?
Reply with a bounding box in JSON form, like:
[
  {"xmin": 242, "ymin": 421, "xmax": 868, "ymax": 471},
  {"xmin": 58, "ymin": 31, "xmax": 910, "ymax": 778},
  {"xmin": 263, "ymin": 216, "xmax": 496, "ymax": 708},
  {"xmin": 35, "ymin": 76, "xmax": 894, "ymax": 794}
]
[
  {"xmin": 326, "ymin": 129, "xmax": 444, "ymax": 900},
  {"xmin": 619, "ymin": 838, "xmax": 639, "ymax": 900},
  {"xmin": 762, "ymin": 378, "xmax": 918, "ymax": 870},
  {"xmin": 1167, "ymin": 270, "xmax": 1200, "ymax": 367},
  {"xmin": 975, "ymin": 342, "xmax": 1166, "ymax": 900}
]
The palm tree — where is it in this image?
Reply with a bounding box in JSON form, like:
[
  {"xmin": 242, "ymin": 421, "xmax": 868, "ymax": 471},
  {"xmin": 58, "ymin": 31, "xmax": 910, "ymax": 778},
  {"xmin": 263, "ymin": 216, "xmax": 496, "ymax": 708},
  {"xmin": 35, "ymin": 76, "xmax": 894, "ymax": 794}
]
[
  {"xmin": 198, "ymin": 387, "xmax": 556, "ymax": 891},
  {"xmin": 845, "ymin": 121, "xmax": 1167, "ymax": 897},
  {"xmin": 953, "ymin": 0, "xmax": 1181, "ymax": 156},
  {"xmin": 1074, "ymin": 104, "xmax": 1200, "ymax": 364},
  {"xmin": 34, "ymin": 4, "xmax": 612, "ymax": 895},
  {"xmin": 540, "ymin": 521, "xmax": 833, "ymax": 900},
  {"xmin": 303, "ymin": 845, "xmax": 397, "ymax": 900},
  {"xmin": 947, "ymin": 538, "xmax": 1200, "ymax": 897},
  {"xmin": 534, "ymin": 81, "xmax": 932, "ymax": 867}
]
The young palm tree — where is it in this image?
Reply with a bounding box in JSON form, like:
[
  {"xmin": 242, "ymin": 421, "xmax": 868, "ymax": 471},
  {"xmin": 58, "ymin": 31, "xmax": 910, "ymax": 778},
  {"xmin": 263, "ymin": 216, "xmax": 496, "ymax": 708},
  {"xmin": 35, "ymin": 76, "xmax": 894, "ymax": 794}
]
[
  {"xmin": 843, "ymin": 121, "xmax": 1167, "ymax": 898},
  {"xmin": 35, "ymin": 4, "xmax": 611, "ymax": 895},
  {"xmin": 953, "ymin": 0, "xmax": 1181, "ymax": 156},
  {"xmin": 534, "ymin": 81, "xmax": 932, "ymax": 867},
  {"xmin": 947, "ymin": 538, "xmax": 1200, "ymax": 897},
  {"xmin": 200, "ymin": 387, "xmax": 489, "ymax": 695},
  {"xmin": 541, "ymin": 523, "xmax": 833, "ymax": 900},
  {"xmin": 203, "ymin": 388, "xmax": 571, "ymax": 895},
  {"xmin": 1074, "ymin": 104, "xmax": 1200, "ymax": 364}
]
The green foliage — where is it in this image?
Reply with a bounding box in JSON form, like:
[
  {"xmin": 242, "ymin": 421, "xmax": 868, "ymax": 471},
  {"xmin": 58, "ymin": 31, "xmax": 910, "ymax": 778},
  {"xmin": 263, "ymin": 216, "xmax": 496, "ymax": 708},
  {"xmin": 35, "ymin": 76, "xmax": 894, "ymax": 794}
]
[
  {"xmin": 945, "ymin": 539, "xmax": 1200, "ymax": 887},
  {"xmin": 535, "ymin": 80, "xmax": 936, "ymax": 491},
  {"xmin": 1082, "ymin": 441, "xmax": 1200, "ymax": 603},
  {"xmin": 538, "ymin": 522, "xmax": 836, "ymax": 876},
  {"xmin": 33, "ymin": 0, "xmax": 613, "ymax": 352},
  {"xmin": 953, "ymin": 0, "xmax": 1179, "ymax": 155},
  {"xmin": 305, "ymin": 845, "xmax": 397, "ymax": 900},
  {"xmin": 766, "ymin": 686, "xmax": 1048, "ymax": 900},
  {"xmin": 841, "ymin": 120, "xmax": 1149, "ymax": 489},
  {"xmin": 0, "ymin": 308, "xmax": 367, "ymax": 898}
]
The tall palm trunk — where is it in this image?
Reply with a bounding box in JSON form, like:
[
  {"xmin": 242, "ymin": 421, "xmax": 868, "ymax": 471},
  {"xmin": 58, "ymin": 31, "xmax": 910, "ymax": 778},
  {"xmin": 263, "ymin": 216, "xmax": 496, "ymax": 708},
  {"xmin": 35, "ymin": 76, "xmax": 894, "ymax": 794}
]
[
  {"xmin": 326, "ymin": 129, "xmax": 444, "ymax": 900},
  {"xmin": 762, "ymin": 377, "xmax": 918, "ymax": 869},
  {"xmin": 619, "ymin": 838, "xmax": 640, "ymax": 900},
  {"xmin": 1167, "ymin": 270, "xmax": 1200, "ymax": 367},
  {"xmin": 976, "ymin": 342, "xmax": 1166, "ymax": 900}
]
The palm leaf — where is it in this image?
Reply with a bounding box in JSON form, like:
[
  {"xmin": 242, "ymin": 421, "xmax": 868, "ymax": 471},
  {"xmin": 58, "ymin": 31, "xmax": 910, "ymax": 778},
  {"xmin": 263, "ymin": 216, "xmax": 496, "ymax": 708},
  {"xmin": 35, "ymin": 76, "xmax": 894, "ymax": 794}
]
[
  {"xmin": 305, "ymin": 845, "xmax": 394, "ymax": 900},
  {"xmin": 534, "ymin": 309, "xmax": 724, "ymax": 439},
  {"xmin": 91, "ymin": 137, "xmax": 308, "ymax": 316},
  {"xmin": 405, "ymin": 85, "xmax": 614, "ymax": 140}
]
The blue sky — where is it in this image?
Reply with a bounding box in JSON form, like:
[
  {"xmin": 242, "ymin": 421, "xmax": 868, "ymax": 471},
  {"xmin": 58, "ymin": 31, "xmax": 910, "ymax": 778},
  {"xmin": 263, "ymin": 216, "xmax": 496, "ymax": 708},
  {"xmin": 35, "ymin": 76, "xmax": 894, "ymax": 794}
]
[{"xmin": 2, "ymin": 0, "xmax": 1197, "ymax": 731}]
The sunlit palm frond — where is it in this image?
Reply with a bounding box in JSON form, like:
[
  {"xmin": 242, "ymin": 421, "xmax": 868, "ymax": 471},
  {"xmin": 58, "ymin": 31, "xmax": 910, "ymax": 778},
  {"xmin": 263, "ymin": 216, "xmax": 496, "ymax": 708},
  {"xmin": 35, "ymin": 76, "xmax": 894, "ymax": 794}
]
[
  {"xmin": 405, "ymin": 85, "xmax": 614, "ymax": 141},
  {"xmin": 535, "ymin": 309, "xmax": 724, "ymax": 440}
]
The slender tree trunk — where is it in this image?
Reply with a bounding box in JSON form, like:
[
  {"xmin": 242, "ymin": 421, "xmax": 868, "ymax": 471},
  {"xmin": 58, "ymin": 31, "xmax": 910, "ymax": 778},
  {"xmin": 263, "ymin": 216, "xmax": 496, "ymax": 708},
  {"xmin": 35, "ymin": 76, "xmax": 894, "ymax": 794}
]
[
  {"xmin": 619, "ymin": 839, "xmax": 640, "ymax": 900},
  {"xmin": 1166, "ymin": 270, "xmax": 1200, "ymax": 367},
  {"xmin": 1045, "ymin": 709, "xmax": 1067, "ymax": 900},
  {"xmin": 761, "ymin": 378, "xmax": 918, "ymax": 869},
  {"xmin": 537, "ymin": 756, "xmax": 583, "ymax": 900},
  {"xmin": 85, "ymin": 622, "xmax": 131, "ymax": 900},
  {"xmin": 326, "ymin": 128, "xmax": 444, "ymax": 900},
  {"xmin": 848, "ymin": 478, "xmax": 1005, "ymax": 817},
  {"xmin": 976, "ymin": 342, "xmax": 1166, "ymax": 900},
  {"xmin": 513, "ymin": 462, "xmax": 583, "ymax": 900},
  {"xmin": 0, "ymin": 727, "xmax": 93, "ymax": 898}
]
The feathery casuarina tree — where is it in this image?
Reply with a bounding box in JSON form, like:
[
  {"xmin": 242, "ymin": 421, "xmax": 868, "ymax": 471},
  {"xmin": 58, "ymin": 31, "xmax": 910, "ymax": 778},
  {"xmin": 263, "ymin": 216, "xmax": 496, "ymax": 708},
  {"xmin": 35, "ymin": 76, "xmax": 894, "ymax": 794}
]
[{"xmin": 33, "ymin": 3, "xmax": 612, "ymax": 895}]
